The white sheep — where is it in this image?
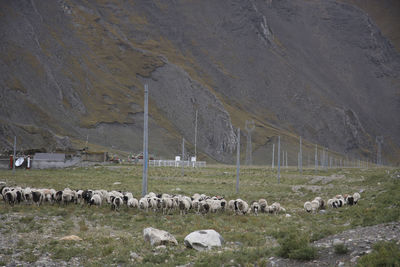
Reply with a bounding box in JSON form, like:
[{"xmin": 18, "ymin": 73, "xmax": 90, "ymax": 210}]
[
  {"xmin": 311, "ymin": 200, "xmax": 320, "ymax": 212},
  {"xmin": 228, "ymin": 199, "xmax": 235, "ymax": 213},
  {"xmin": 23, "ymin": 188, "xmax": 32, "ymax": 204},
  {"xmin": 251, "ymin": 201, "xmax": 260, "ymax": 215},
  {"xmin": 353, "ymin": 192, "xmax": 360, "ymax": 204},
  {"xmin": 139, "ymin": 197, "xmax": 149, "ymax": 212},
  {"xmin": 127, "ymin": 198, "xmax": 139, "ymax": 209},
  {"xmin": 268, "ymin": 202, "xmax": 284, "ymax": 214},
  {"xmin": 179, "ymin": 197, "xmax": 191, "ymax": 215},
  {"xmin": 304, "ymin": 201, "xmax": 313, "ymax": 212},
  {"xmin": 259, "ymin": 199, "xmax": 268, "ymax": 213},
  {"xmin": 192, "ymin": 199, "xmax": 200, "ymax": 214},
  {"xmin": 90, "ymin": 194, "xmax": 102, "ymax": 206},
  {"xmin": 314, "ymin": 197, "xmax": 325, "ymax": 210},
  {"xmin": 235, "ymin": 199, "xmax": 249, "ymax": 215},
  {"xmin": 161, "ymin": 197, "xmax": 174, "ymax": 214},
  {"xmin": 327, "ymin": 198, "xmax": 338, "ymax": 208}
]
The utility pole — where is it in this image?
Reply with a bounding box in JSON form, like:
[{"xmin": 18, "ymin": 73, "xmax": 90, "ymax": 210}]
[
  {"xmin": 236, "ymin": 128, "xmax": 240, "ymax": 194},
  {"xmin": 182, "ymin": 138, "xmax": 185, "ymax": 176},
  {"xmin": 13, "ymin": 136, "xmax": 16, "ymax": 173},
  {"xmin": 142, "ymin": 84, "xmax": 149, "ymax": 197},
  {"xmin": 277, "ymin": 136, "xmax": 281, "ymax": 184},
  {"xmin": 286, "ymin": 151, "xmax": 288, "ymax": 168},
  {"xmin": 194, "ymin": 109, "xmax": 198, "ymax": 160},
  {"xmin": 272, "ymin": 143, "xmax": 275, "ymax": 169},
  {"xmin": 314, "ymin": 144, "xmax": 318, "ymax": 172},
  {"xmin": 299, "ymin": 136, "xmax": 303, "ymax": 174}
]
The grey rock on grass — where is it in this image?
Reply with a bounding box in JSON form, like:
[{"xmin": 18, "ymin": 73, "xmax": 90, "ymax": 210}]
[
  {"xmin": 143, "ymin": 227, "xmax": 178, "ymax": 246},
  {"xmin": 184, "ymin": 229, "xmax": 224, "ymax": 251}
]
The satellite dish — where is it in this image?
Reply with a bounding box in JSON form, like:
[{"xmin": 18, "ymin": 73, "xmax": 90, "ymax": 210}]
[{"xmin": 15, "ymin": 157, "xmax": 24, "ymax": 167}]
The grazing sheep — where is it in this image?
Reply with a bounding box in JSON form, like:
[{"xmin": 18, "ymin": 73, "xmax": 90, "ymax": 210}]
[
  {"xmin": 42, "ymin": 189, "xmax": 54, "ymax": 203},
  {"xmin": 268, "ymin": 202, "xmax": 284, "ymax": 214},
  {"xmin": 112, "ymin": 196, "xmax": 123, "ymax": 211},
  {"xmin": 139, "ymin": 197, "xmax": 149, "ymax": 212},
  {"xmin": 4, "ymin": 190, "xmax": 16, "ymax": 205},
  {"xmin": 259, "ymin": 199, "xmax": 268, "ymax": 213},
  {"xmin": 220, "ymin": 199, "xmax": 227, "ymax": 212},
  {"xmin": 235, "ymin": 199, "xmax": 249, "ymax": 215},
  {"xmin": 304, "ymin": 201, "xmax": 313, "ymax": 213},
  {"xmin": 207, "ymin": 199, "xmax": 222, "ymax": 213},
  {"xmin": 314, "ymin": 197, "xmax": 325, "ymax": 210},
  {"xmin": 23, "ymin": 188, "xmax": 32, "ymax": 204},
  {"xmin": 90, "ymin": 194, "xmax": 102, "ymax": 206},
  {"xmin": 148, "ymin": 197, "xmax": 159, "ymax": 212},
  {"xmin": 161, "ymin": 197, "xmax": 174, "ymax": 214},
  {"xmin": 353, "ymin": 192, "xmax": 360, "ymax": 204},
  {"xmin": 179, "ymin": 197, "xmax": 191, "ymax": 215},
  {"xmin": 311, "ymin": 200, "xmax": 320, "ymax": 212},
  {"xmin": 199, "ymin": 200, "xmax": 210, "ymax": 214},
  {"xmin": 192, "ymin": 193, "xmax": 201, "ymax": 200},
  {"xmin": 192, "ymin": 199, "xmax": 200, "ymax": 214},
  {"xmin": 82, "ymin": 190, "xmax": 93, "ymax": 204},
  {"xmin": 123, "ymin": 192, "xmax": 134, "ymax": 204},
  {"xmin": 54, "ymin": 191, "xmax": 63, "ymax": 203},
  {"xmin": 62, "ymin": 190, "xmax": 74, "ymax": 205},
  {"xmin": 327, "ymin": 198, "xmax": 338, "ymax": 208},
  {"xmin": 345, "ymin": 194, "xmax": 354, "ymax": 205},
  {"xmin": 251, "ymin": 201, "xmax": 260, "ymax": 215},
  {"xmin": 76, "ymin": 190, "xmax": 83, "ymax": 204},
  {"xmin": 32, "ymin": 190, "xmax": 44, "ymax": 206},
  {"xmin": 228, "ymin": 199, "xmax": 235, "ymax": 212},
  {"xmin": 127, "ymin": 198, "xmax": 139, "ymax": 209}
]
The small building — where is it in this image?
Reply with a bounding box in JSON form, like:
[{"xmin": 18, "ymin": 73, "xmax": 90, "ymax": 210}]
[
  {"xmin": 33, "ymin": 153, "xmax": 65, "ymax": 162},
  {"xmin": 81, "ymin": 152, "xmax": 108, "ymax": 162}
]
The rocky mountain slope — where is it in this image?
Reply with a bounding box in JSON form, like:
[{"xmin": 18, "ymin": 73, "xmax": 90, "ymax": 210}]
[{"xmin": 0, "ymin": 0, "xmax": 399, "ymax": 165}]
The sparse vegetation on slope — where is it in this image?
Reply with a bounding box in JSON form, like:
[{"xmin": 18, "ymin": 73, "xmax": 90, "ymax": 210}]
[{"xmin": 0, "ymin": 166, "xmax": 399, "ymax": 266}]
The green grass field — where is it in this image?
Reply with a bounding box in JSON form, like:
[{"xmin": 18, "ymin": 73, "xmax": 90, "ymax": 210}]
[{"xmin": 0, "ymin": 165, "xmax": 399, "ymax": 266}]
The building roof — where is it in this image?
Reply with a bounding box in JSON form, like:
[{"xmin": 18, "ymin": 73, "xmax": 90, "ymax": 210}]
[{"xmin": 33, "ymin": 153, "xmax": 65, "ymax": 161}]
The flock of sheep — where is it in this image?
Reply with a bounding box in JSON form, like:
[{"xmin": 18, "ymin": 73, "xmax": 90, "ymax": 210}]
[
  {"xmin": 1, "ymin": 183, "xmax": 360, "ymax": 215},
  {"xmin": 303, "ymin": 193, "xmax": 361, "ymax": 213},
  {"xmin": 0, "ymin": 184, "xmax": 287, "ymax": 216}
]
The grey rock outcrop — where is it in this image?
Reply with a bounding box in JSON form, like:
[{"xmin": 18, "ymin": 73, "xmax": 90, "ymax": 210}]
[
  {"xmin": 143, "ymin": 227, "xmax": 178, "ymax": 246},
  {"xmin": 184, "ymin": 229, "xmax": 224, "ymax": 251}
]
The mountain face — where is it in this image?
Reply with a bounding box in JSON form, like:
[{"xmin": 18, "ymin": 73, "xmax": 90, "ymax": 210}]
[{"xmin": 0, "ymin": 0, "xmax": 399, "ymax": 165}]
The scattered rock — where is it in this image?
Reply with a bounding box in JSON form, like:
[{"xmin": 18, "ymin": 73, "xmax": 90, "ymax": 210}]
[
  {"xmin": 337, "ymin": 261, "xmax": 345, "ymax": 267},
  {"xmin": 333, "ymin": 239, "xmax": 344, "ymax": 246},
  {"xmin": 184, "ymin": 229, "xmax": 224, "ymax": 251},
  {"xmin": 113, "ymin": 182, "xmax": 121, "ymax": 185},
  {"xmin": 155, "ymin": 245, "xmax": 167, "ymax": 250},
  {"xmin": 130, "ymin": 252, "xmax": 139, "ymax": 259},
  {"xmin": 285, "ymin": 214, "xmax": 291, "ymax": 217},
  {"xmin": 319, "ymin": 210, "xmax": 327, "ymax": 214},
  {"xmin": 176, "ymin": 263, "xmax": 193, "ymax": 267},
  {"xmin": 350, "ymin": 256, "xmax": 359, "ymax": 263},
  {"xmin": 59, "ymin": 235, "xmax": 82, "ymax": 241},
  {"xmin": 143, "ymin": 227, "xmax": 178, "ymax": 246}
]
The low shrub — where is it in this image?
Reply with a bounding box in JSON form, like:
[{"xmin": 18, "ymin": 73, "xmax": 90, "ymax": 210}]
[
  {"xmin": 357, "ymin": 241, "xmax": 400, "ymax": 267},
  {"xmin": 276, "ymin": 230, "xmax": 317, "ymax": 260}
]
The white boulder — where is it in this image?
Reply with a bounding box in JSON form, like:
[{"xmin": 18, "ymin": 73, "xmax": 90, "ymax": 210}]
[
  {"xmin": 184, "ymin": 229, "xmax": 224, "ymax": 251},
  {"xmin": 143, "ymin": 227, "xmax": 178, "ymax": 246}
]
